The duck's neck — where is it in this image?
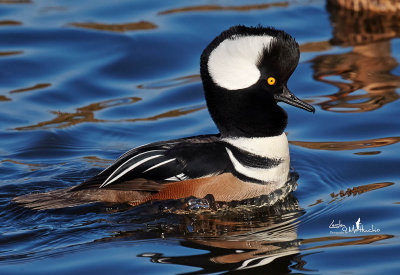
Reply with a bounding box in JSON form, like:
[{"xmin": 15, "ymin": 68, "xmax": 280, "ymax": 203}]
[{"xmin": 205, "ymin": 88, "xmax": 288, "ymax": 138}]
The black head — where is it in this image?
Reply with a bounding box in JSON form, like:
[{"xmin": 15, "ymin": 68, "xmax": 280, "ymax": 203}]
[{"xmin": 200, "ymin": 25, "xmax": 314, "ymax": 138}]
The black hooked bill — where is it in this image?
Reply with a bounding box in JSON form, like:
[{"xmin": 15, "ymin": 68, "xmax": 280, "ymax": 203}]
[{"xmin": 274, "ymin": 86, "xmax": 315, "ymax": 113}]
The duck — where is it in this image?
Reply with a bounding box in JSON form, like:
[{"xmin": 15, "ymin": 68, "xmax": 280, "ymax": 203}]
[{"xmin": 14, "ymin": 25, "xmax": 314, "ymax": 210}]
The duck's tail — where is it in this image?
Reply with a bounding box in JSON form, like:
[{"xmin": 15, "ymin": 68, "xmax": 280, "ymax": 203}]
[
  {"xmin": 12, "ymin": 187, "xmax": 95, "ymax": 210},
  {"xmin": 12, "ymin": 177, "xmax": 163, "ymax": 210}
]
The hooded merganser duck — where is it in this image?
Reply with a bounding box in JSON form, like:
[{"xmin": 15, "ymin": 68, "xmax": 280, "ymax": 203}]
[{"xmin": 14, "ymin": 25, "xmax": 314, "ymax": 210}]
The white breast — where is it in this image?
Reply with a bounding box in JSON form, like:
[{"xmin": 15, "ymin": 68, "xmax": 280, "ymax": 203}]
[
  {"xmin": 222, "ymin": 133, "xmax": 289, "ymax": 160},
  {"xmin": 223, "ymin": 133, "xmax": 290, "ymax": 186}
]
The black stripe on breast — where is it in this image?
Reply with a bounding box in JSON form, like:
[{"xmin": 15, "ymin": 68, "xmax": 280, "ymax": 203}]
[
  {"xmin": 231, "ymin": 170, "xmax": 268, "ymax": 184},
  {"xmin": 224, "ymin": 143, "xmax": 282, "ymax": 168}
]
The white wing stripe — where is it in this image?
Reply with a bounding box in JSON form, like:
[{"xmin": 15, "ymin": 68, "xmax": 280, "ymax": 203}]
[
  {"xmin": 176, "ymin": 173, "xmax": 187, "ymax": 180},
  {"xmin": 164, "ymin": 173, "xmax": 187, "ymax": 181},
  {"xmin": 100, "ymin": 150, "xmax": 164, "ymax": 188},
  {"xmin": 100, "ymin": 148, "xmax": 162, "ymax": 175},
  {"xmin": 164, "ymin": 176, "xmax": 180, "ymax": 181},
  {"xmin": 101, "ymin": 155, "xmax": 163, "ymax": 187},
  {"xmin": 101, "ymin": 149, "xmax": 164, "ymax": 184},
  {"xmin": 143, "ymin": 158, "xmax": 176, "ymax": 173}
]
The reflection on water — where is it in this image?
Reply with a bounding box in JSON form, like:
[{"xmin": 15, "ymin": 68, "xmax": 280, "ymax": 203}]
[
  {"xmin": 329, "ymin": 182, "xmax": 394, "ymax": 200},
  {"xmin": 14, "ymin": 94, "xmax": 205, "ymax": 130},
  {"xmin": 327, "ymin": 1, "xmax": 400, "ymax": 44},
  {"xmin": 0, "ymin": 95, "xmax": 11, "ymax": 101},
  {"xmin": 158, "ymin": 2, "xmax": 288, "ymax": 15},
  {"xmin": 14, "ymin": 74, "xmax": 206, "ymax": 130},
  {"xmin": 0, "ymin": 0, "xmax": 31, "ymax": 4},
  {"xmin": 70, "ymin": 21, "xmax": 157, "ymax": 33},
  {"xmin": 0, "ymin": 20, "xmax": 21, "ymax": 26},
  {"xmin": 137, "ymin": 74, "xmax": 200, "ymax": 90},
  {"xmin": 10, "ymin": 83, "xmax": 51, "ymax": 94},
  {"xmin": 306, "ymin": 181, "xmax": 394, "ymax": 207},
  {"xmin": 290, "ymin": 136, "xmax": 400, "ymax": 151},
  {"xmin": 135, "ymin": 196, "xmax": 303, "ymax": 273},
  {"xmin": 309, "ymin": 2, "xmax": 400, "ymax": 113},
  {"xmin": 134, "ymin": 188, "xmax": 392, "ymax": 273},
  {"xmin": 0, "ymin": 50, "xmax": 23, "ymax": 56},
  {"xmin": 302, "ymin": 234, "xmax": 393, "ymax": 250},
  {"xmin": 0, "ymin": 159, "xmax": 42, "ymax": 171},
  {"xmin": 82, "ymin": 156, "xmax": 112, "ymax": 169},
  {"xmin": 15, "ymin": 96, "xmax": 141, "ymax": 130},
  {"xmin": 311, "ymin": 42, "xmax": 400, "ymax": 112},
  {"xmin": 300, "ymin": 40, "xmax": 331, "ymax": 53}
]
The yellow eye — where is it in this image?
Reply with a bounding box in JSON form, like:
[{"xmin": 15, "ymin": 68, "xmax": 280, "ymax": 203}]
[{"xmin": 267, "ymin": 77, "xmax": 276, "ymax": 85}]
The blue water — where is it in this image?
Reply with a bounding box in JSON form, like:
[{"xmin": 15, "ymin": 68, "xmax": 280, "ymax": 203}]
[{"xmin": 1, "ymin": 0, "xmax": 400, "ymax": 274}]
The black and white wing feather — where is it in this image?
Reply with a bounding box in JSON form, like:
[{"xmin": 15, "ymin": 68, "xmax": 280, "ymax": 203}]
[
  {"xmin": 77, "ymin": 135, "xmax": 229, "ymax": 190},
  {"xmin": 76, "ymin": 134, "xmax": 285, "ymax": 191},
  {"xmin": 99, "ymin": 149, "xmax": 180, "ymax": 187}
]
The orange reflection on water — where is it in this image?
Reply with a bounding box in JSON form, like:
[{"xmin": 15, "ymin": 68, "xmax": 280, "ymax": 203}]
[
  {"xmin": 137, "ymin": 74, "xmax": 200, "ymax": 90},
  {"xmin": 0, "ymin": 0, "xmax": 31, "ymax": 4},
  {"xmin": 15, "ymin": 95, "xmax": 205, "ymax": 130},
  {"xmin": 0, "ymin": 20, "xmax": 21, "ymax": 26},
  {"xmin": 300, "ymin": 41, "xmax": 331, "ymax": 53},
  {"xmin": 10, "ymin": 83, "xmax": 51, "ymax": 94},
  {"xmin": 308, "ymin": 181, "xmax": 394, "ymax": 207},
  {"xmin": 302, "ymin": 234, "xmax": 393, "ymax": 250},
  {"xmin": 125, "ymin": 106, "xmax": 205, "ymax": 123},
  {"xmin": 133, "ymin": 197, "xmax": 302, "ymax": 271},
  {"xmin": 15, "ymin": 97, "xmax": 141, "ymax": 130},
  {"xmin": 158, "ymin": 2, "xmax": 288, "ymax": 15},
  {"xmin": 328, "ymin": 1, "xmax": 400, "ymax": 45},
  {"xmin": 290, "ymin": 136, "xmax": 400, "ymax": 151},
  {"xmin": 134, "ymin": 195, "xmax": 391, "ymax": 272},
  {"xmin": 308, "ymin": 3, "xmax": 400, "ymax": 113},
  {"xmin": 0, "ymin": 50, "xmax": 23, "ymax": 56},
  {"xmin": 330, "ymin": 182, "xmax": 394, "ymax": 199},
  {"xmin": 0, "ymin": 95, "xmax": 11, "ymax": 101},
  {"xmin": 1, "ymin": 159, "xmax": 42, "ymax": 171},
  {"xmin": 70, "ymin": 21, "xmax": 157, "ymax": 33},
  {"xmin": 308, "ymin": 199, "xmax": 323, "ymax": 207},
  {"xmin": 82, "ymin": 156, "xmax": 113, "ymax": 169},
  {"xmin": 311, "ymin": 42, "xmax": 400, "ymax": 113}
]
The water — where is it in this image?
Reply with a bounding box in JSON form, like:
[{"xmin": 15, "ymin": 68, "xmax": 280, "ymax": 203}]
[{"xmin": 1, "ymin": 0, "xmax": 399, "ymax": 273}]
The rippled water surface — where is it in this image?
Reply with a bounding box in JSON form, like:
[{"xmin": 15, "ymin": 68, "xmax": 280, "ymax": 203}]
[{"xmin": 1, "ymin": 0, "xmax": 400, "ymax": 274}]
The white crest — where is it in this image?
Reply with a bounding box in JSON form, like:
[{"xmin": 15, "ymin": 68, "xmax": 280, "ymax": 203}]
[{"xmin": 208, "ymin": 35, "xmax": 275, "ymax": 90}]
